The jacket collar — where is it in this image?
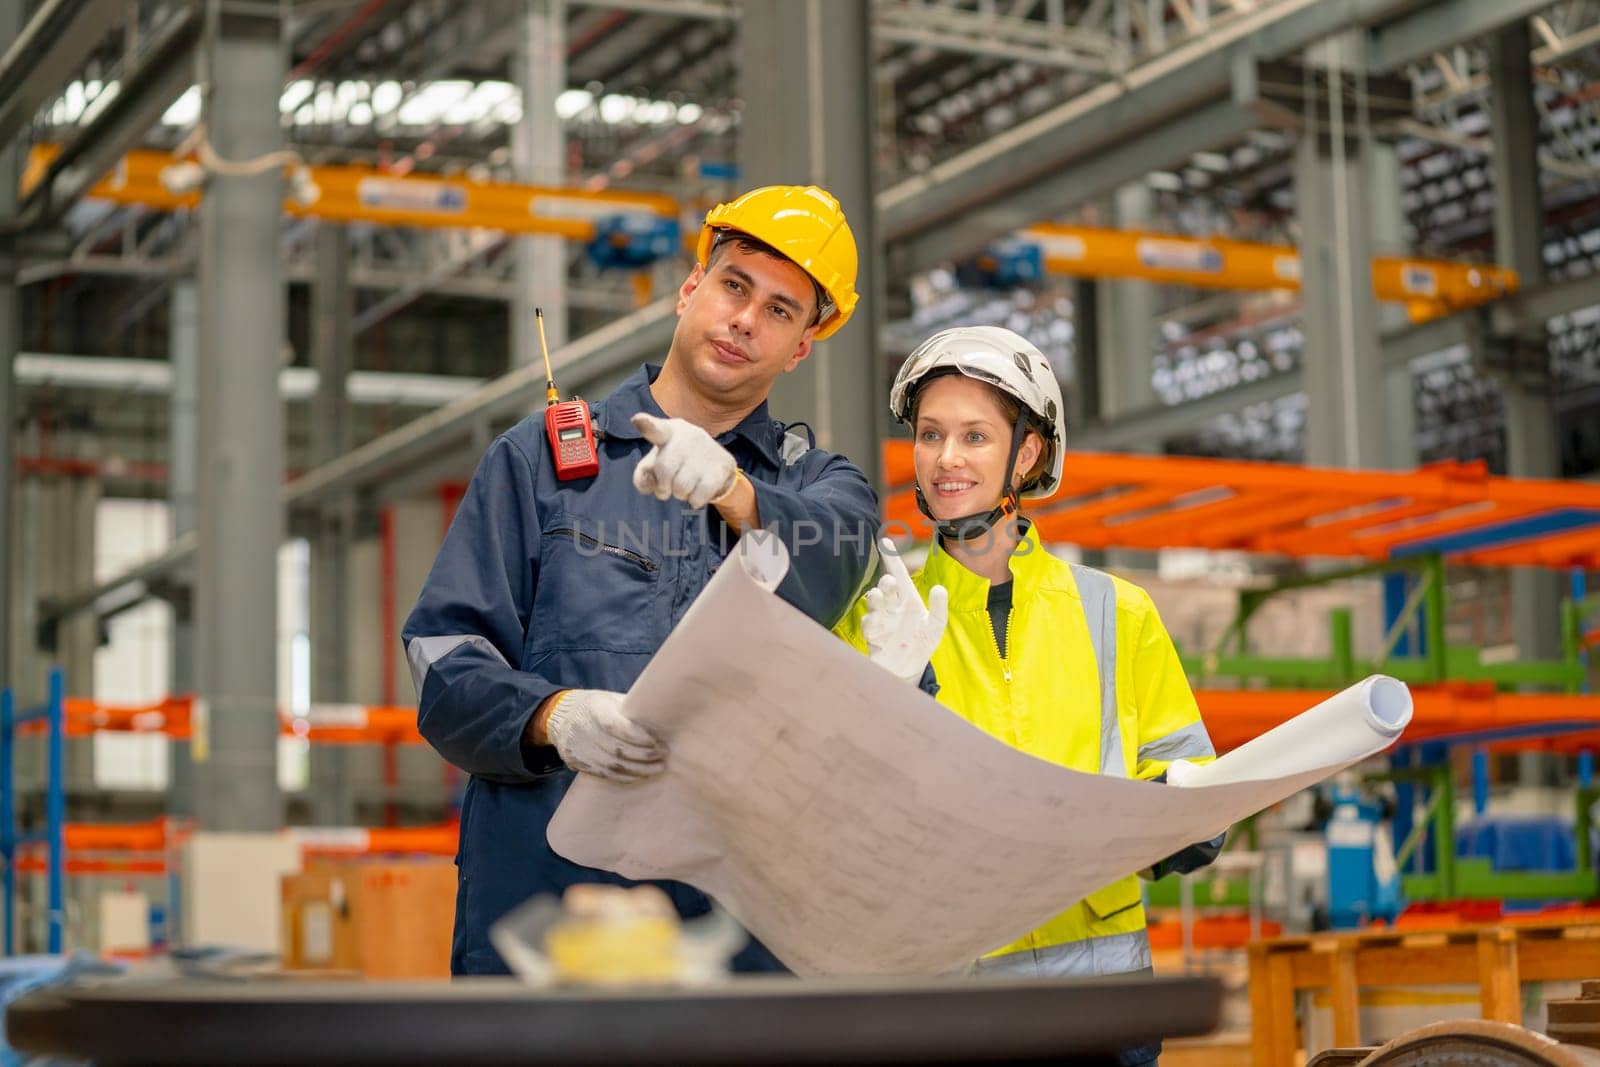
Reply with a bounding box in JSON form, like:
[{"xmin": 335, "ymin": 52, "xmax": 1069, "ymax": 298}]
[
  {"xmin": 919, "ymin": 521, "xmax": 1052, "ymax": 611},
  {"xmin": 594, "ymin": 364, "xmax": 783, "ymax": 468}
]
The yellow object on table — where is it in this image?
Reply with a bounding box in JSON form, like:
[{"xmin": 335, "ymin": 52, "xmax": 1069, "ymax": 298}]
[{"xmin": 544, "ymin": 885, "xmax": 683, "ymax": 984}]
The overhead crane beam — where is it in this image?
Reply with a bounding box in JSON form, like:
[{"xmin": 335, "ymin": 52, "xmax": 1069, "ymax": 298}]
[
  {"xmin": 1016, "ymin": 224, "xmax": 1519, "ymax": 322},
  {"xmin": 21, "ymin": 144, "xmax": 679, "ymax": 239},
  {"xmin": 23, "ymin": 145, "xmax": 1519, "ymax": 325}
]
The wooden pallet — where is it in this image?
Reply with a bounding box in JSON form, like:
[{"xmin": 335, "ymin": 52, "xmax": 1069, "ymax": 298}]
[{"xmin": 1246, "ymin": 919, "xmax": 1600, "ymax": 1065}]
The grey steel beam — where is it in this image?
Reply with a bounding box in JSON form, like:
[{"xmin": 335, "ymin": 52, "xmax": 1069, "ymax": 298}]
[
  {"xmin": 310, "ymin": 227, "xmax": 355, "ymax": 469},
  {"xmin": 1370, "ymin": 142, "xmax": 1418, "ymax": 469},
  {"xmin": 1383, "ymin": 309, "xmax": 1480, "ymax": 367},
  {"xmin": 35, "ymin": 297, "xmax": 677, "ymax": 634},
  {"xmin": 291, "ymin": 296, "xmax": 676, "ymax": 506},
  {"xmin": 192, "ymin": 1, "xmax": 285, "ymax": 833},
  {"xmin": 873, "ymin": 3, "xmax": 1122, "ymax": 72},
  {"xmin": 1366, "ymin": 0, "xmax": 1554, "ymax": 73},
  {"xmin": 16, "ymin": 2, "xmax": 200, "ymax": 230},
  {"xmin": 1073, "ymin": 267, "xmax": 1600, "ymax": 451},
  {"xmin": 0, "ymin": 0, "xmax": 123, "ymax": 147},
  {"xmin": 1487, "ymin": 20, "xmax": 1563, "ymax": 675},
  {"xmin": 1295, "ymin": 34, "xmax": 1387, "ymax": 470},
  {"xmin": 1073, "ymin": 322, "xmax": 1474, "ymax": 452},
  {"xmin": 566, "ymin": 0, "xmax": 736, "ymax": 18},
  {"xmin": 1069, "ymin": 364, "xmax": 1309, "ymax": 452},
  {"xmin": 308, "ymin": 223, "xmax": 355, "ymax": 827},
  {"xmin": 1489, "ymin": 274, "xmax": 1600, "ymax": 333},
  {"xmin": 510, "ymin": 0, "xmax": 567, "ymax": 360},
  {"xmin": 889, "ymin": 94, "xmax": 1269, "ymax": 279},
  {"xmin": 878, "ymin": 0, "xmax": 1424, "ymax": 270},
  {"xmin": 1489, "ymin": 22, "xmax": 1547, "ymax": 293},
  {"xmin": 1096, "ymin": 184, "xmax": 1158, "ymax": 420},
  {"xmin": 168, "ymin": 279, "xmax": 198, "ymax": 817},
  {"xmin": 1070, "ymin": 279, "xmax": 1102, "ymax": 431},
  {"xmin": 39, "ymin": 530, "xmax": 201, "ymax": 643},
  {"xmin": 740, "ymin": 0, "xmax": 881, "ymax": 483},
  {"xmin": 21, "ymin": 256, "xmax": 638, "ymax": 310},
  {"xmin": 1, "ymin": 0, "xmax": 20, "ymax": 687}
]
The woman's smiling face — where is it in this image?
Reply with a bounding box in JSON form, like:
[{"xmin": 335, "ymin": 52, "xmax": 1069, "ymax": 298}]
[{"xmin": 912, "ymin": 374, "xmax": 1041, "ymax": 521}]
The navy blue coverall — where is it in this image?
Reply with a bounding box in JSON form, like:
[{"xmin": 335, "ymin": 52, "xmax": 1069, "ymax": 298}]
[{"xmin": 402, "ymin": 364, "xmax": 880, "ymax": 975}]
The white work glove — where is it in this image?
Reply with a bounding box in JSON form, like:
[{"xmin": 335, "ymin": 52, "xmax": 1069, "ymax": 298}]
[
  {"xmin": 545, "ymin": 689, "xmax": 665, "ymax": 783},
  {"xmin": 862, "ymin": 538, "xmax": 949, "ymax": 684},
  {"xmin": 631, "ymin": 412, "xmax": 738, "ymax": 509}
]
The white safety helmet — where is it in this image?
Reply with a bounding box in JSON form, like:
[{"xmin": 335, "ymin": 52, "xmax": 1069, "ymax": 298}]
[{"xmin": 890, "ymin": 324, "xmax": 1066, "ymax": 498}]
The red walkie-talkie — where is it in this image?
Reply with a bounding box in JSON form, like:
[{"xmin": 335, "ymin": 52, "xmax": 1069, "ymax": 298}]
[{"xmin": 537, "ymin": 307, "xmax": 600, "ymax": 480}]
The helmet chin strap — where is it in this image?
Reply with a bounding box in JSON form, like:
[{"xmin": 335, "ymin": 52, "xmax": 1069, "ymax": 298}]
[{"xmin": 914, "ymin": 409, "xmax": 1031, "ymax": 543}]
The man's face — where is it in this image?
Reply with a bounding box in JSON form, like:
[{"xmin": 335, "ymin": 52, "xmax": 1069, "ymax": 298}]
[{"xmin": 668, "ymin": 241, "xmax": 821, "ymax": 408}]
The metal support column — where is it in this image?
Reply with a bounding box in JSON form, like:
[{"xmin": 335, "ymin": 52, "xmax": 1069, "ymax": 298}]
[
  {"xmin": 1368, "ymin": 141, "xmax": 1417, "ymax": 469},
  {"xmin": 1490, "ymin": 21, "xmax": 1546, "ymax": 301},
  {"xmin": 1096, "ymin": 183, "xmax": 1158, "ymax": 419},
  {"xmin": 1071, "ymin": 280, "xmax": 1101, "ymax": 429},
  {"xmin": 510, "ymin": 0, "xmax": 566, "ymax": 365},
  {"xmin": 168, "ymin": 279, "xmax": 198, "ymax": 816},
  {"xmin": 0, "ymin": 1, "xmax": 21, "ymax": 690},
  {"xmin": 1071, "ymin": 279, "xmax": 1105, "ymax": 568},
  {"xmin": 1294, "ymin": 33, "xmax": 1387, "ymax": 470},
  {"xmin": 739, "ymin": 0, "xmax": 881, "ymax": 484},
  {"xmin": 309, "ymin": 223, "xmax": 355, "ymax": 826},
  {"xmin": 192, "ymin": 1, "xmax": 284, "ymax": 831},
  {"xmin": 1490, "ymin": 21, "xmax": 1563, "ymax": 692},
  {"xmin": 1096, "ymin": 183, "xmax": 1158, "ymax": 568}
]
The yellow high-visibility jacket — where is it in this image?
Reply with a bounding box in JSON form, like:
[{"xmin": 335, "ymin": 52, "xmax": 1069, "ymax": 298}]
[{"xmin": 837, "ymin": 523, "xmax": 1216, "ymax": 976}]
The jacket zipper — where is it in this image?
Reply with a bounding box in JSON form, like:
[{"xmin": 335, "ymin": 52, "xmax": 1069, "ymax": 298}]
[
  {"xmin": 984, "ymin": 599, "xmax": 1024, "ymax": 951},
  {"xmin": 983, "ymin": 609, "xmax": 1012, "ymax": 683},
  {"xmin": 547, "ymin": 527, "xmax": 659, "ymax": 573}
]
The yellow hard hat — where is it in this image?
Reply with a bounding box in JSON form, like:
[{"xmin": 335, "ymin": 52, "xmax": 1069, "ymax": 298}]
[{"xmin": 695, "ymin": 185, "xmax": 859, "ymax": 340}]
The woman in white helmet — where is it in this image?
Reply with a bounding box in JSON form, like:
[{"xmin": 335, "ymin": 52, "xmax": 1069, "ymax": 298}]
[{"xmin": 839, "ymin": 325, "xmax": 1221, "ymax": 1066}]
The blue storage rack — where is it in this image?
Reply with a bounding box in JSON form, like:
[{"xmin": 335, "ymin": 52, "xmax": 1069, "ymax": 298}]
[{"xmin": 0, "ymin": 668, "xmax": 66, "ymax": 955}]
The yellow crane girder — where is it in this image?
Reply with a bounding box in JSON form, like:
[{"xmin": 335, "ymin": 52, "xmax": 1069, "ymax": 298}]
[
  {"xmin": 22, "ymin": 143, "xmax": 680, "ymax": 240},
  {"xmin": 1018, "ymin": 223, "xmax": 1519, "ymax": 322}
]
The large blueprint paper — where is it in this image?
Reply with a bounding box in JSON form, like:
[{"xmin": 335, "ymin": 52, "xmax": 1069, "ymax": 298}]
[{"xmin": 547, "ymin": 537, "xmax": 1412, "ymax": 977}]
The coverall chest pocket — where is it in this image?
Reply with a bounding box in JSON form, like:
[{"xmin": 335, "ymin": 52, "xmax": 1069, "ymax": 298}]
[{"xmin": 527, "ymin": 512, "xmax": 663, "ymax": 656}]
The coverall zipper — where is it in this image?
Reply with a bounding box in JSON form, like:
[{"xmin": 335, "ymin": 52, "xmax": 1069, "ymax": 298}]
[{"xmin": 547, "ymin": 527, "xmax": 659, "ymax": 573}]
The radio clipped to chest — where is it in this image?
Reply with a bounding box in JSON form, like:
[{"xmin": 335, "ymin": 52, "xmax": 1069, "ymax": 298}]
[
  {"xmin": 545, "ymin": 399, "xmax": 599, "ymax": 480},
  {"xmin": 535, "ymin": 307, "xmax": 600, "ymax": 480}
]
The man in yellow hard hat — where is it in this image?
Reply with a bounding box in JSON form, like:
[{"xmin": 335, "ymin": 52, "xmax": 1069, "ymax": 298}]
[{"xmin": 404, "ymin": 185, "xmax": 878, "ymax": 975}]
